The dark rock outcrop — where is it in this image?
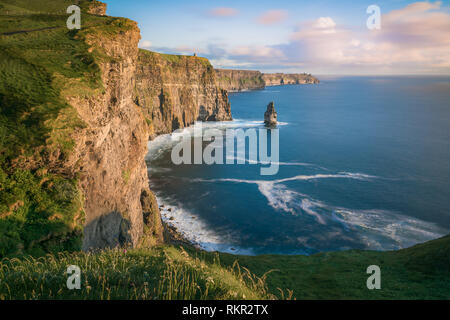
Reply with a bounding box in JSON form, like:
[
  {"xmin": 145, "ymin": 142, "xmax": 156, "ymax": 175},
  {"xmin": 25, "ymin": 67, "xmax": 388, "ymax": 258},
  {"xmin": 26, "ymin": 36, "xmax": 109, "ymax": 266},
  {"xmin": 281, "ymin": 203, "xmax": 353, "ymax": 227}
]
[{"xmin": 264, "ymin": 102, "xmax": 277, "ymax": 126}]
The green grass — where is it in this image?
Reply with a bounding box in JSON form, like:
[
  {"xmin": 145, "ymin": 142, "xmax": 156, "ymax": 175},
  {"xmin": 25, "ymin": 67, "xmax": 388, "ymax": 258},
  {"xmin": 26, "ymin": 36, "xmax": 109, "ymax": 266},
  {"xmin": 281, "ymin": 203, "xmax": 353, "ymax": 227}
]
[
  {"xmin": 139, "ymin": 49, "xmax": 213, "ymax": 69},
  {"xmin": 0, "ymin": 236, "xmax": 448, "ymax": 300},
  {"xmin": 0, "ymin": 246, "xmax": 277, "ymax": 300},
  {"xmin": 0, "ymin": 168, "xmax": 84, "ymax": 258},
  {"xmin": 205, "ymin": 235, "xmax": 450, "ymax": 299}
]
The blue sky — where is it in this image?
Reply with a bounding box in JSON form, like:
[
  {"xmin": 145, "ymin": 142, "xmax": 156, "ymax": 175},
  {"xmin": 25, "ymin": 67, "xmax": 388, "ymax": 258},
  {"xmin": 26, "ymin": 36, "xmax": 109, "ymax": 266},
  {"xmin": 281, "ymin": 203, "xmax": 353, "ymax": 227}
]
[{"xmin": 103, "ymin": 0, "xmax": 450, "ymax": 75}]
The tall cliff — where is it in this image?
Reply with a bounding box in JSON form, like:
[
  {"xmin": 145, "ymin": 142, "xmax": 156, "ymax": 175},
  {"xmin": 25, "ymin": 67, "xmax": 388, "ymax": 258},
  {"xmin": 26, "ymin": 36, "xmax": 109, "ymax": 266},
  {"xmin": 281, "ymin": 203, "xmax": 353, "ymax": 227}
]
[
  {"xmin": 0, "ymin": 0, "xmax": 164, "ymax": 256},
  {"xmin": 135, "ymin": 51, "xmax": 232, "ymax": 137},
  {"xmin": 215, "ymin": 69, "xmax": 319, "ymax": 92},
  {"xmin": 68, "ymin": 20, "xmax": 165, "ymax": 251}
]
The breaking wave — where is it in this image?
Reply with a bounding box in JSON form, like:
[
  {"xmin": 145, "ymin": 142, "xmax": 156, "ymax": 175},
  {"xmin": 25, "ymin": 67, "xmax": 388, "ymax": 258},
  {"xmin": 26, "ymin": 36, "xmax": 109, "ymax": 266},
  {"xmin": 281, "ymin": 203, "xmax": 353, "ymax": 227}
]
[
  {"xmin": 155, "ymin": 193, "xmax": 255, "ymax": 255},
  {"xmin": 190, "ymin": 172, "xmax": 448, "ymax": 250}
]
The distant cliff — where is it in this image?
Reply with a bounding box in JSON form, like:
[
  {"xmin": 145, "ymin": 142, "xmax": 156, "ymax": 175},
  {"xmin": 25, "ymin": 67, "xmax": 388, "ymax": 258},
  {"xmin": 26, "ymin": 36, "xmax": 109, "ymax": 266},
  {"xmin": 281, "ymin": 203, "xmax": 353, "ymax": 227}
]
[
  {"xmin": 215, "ymin": 69, "xmax": 265, "ymax": 92},
  {"xmin": 215, "ymin": 69, "xmax": 319, "ymax": 92},
  {"xmin": 262, "ymin": 73, "xmax": 319, "ymax": 86},
  {"xmin": 136, "ymin": 51, "xmax": 232, "ymax": 138}
]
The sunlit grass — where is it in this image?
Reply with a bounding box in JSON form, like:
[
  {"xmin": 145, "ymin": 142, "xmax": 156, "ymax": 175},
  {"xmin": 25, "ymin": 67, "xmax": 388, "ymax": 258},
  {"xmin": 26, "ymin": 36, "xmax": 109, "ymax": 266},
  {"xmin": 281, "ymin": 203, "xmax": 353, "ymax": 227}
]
[{"xmin": 0, "ymin": 246, "xmax": 281, "ymax": 300}]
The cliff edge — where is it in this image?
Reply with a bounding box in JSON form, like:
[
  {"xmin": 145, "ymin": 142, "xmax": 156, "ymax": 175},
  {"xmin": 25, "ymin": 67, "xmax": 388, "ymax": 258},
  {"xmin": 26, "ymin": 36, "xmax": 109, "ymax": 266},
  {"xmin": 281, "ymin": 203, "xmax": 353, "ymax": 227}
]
[{"xmin": 135, "ymin": 50, "xmax": 232, "ymax": 137}]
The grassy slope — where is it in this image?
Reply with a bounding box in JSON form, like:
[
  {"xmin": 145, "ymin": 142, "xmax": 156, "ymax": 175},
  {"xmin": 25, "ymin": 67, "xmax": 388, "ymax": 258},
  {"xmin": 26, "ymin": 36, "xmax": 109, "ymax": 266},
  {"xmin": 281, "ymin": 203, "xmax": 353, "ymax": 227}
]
[
  {"xmin": 210, "ymin": 235, "xmax": 450, "ymax": 299},
  {"xmin": 1, "ymin": 236, "xmax": 448, "ymax": 300}
]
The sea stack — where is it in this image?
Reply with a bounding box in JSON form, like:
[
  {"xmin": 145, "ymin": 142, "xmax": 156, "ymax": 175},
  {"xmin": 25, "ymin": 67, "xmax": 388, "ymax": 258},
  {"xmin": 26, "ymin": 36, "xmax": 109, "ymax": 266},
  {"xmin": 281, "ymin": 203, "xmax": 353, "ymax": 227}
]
[{"xmin": 264, "ymin": 101, "xmax": 278, "ymax": 126}]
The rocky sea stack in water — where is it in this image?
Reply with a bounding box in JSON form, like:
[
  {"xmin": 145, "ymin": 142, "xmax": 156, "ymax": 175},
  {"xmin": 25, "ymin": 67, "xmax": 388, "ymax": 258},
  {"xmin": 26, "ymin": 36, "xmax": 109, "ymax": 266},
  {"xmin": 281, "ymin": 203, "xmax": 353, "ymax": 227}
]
[{"xmin": 264, "ymin": 102, "xmax": 278, "ymax": 126}]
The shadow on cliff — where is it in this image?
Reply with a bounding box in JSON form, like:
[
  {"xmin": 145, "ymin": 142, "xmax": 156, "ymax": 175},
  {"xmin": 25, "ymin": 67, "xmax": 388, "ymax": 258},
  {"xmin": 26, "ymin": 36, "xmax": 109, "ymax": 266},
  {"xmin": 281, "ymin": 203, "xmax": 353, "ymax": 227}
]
[{"xmin": 82, "ymin": 211, "xmax": 132, "ymax": 251}]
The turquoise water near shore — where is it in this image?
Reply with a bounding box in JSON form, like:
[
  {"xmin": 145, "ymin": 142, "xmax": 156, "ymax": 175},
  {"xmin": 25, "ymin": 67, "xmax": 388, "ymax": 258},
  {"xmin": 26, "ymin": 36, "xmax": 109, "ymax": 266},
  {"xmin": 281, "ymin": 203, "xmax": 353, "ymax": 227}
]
[{"xmin": 146, "ymin": 76, "xmax": 450, "ymax": 255}]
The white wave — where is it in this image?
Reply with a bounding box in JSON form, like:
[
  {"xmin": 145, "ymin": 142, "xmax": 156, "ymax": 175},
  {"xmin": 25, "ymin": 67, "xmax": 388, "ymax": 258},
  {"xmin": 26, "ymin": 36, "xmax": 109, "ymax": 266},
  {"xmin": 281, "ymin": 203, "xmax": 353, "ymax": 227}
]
[
  {"xmin": 154, "ymin": 172, "xmax": 448, "ymax": 253},
  {"xmin": 194, "ymin": 171, "xmax": 375, "ymax": 185},
  {"xmin": 276, "ymin": 172, "xmax": 376, "ymax": 183},
  {"xmin": 332, "ymin": 208, "xmax": 448, "ymax": 250},
  {"xmin": 146, "ymin": 119, "xmax": 288, "ymax": 162},
  {"xmin": 226, "ymin": 156, "xmax": 314, "ymax": 167},
  {"xmin": 192, "ymin": 172, "xmax": 374, "ymax": 224},
  {"xmin": 256, "ymin": 181, "xmax": 327, "ymax": 224},
  {"xmin": 155, "ymin": 194, "xmax": 255, "ymax": 255},
  {"xmin": 197, "ymin": 172, "xmax": 448, "ymax": 249}
]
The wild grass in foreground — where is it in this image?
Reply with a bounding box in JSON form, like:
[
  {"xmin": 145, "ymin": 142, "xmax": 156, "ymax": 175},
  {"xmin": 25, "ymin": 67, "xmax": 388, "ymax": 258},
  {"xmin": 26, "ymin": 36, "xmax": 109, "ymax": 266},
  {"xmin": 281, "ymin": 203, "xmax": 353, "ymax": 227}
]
[
  {"xmin": 0, "ymin": 245, "xmax": 280, "ymax": 300},
  {"xmin": 0, "ymin": 235, "xmax": 449, "ymax": 300}
]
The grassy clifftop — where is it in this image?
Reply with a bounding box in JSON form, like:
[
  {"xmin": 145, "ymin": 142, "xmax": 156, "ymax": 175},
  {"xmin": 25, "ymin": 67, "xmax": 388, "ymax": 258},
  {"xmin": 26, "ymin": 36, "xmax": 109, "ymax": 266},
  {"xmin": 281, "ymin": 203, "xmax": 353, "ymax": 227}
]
[{"xmin": 1, "ymin": 235, "xmax": 448, "ymax": 299}]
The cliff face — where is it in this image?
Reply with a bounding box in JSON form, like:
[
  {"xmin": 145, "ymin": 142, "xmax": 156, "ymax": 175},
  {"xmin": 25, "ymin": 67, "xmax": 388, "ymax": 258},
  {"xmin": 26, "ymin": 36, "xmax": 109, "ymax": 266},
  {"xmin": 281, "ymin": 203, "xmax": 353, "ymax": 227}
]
[
  {"xmin": 66, "ymin": 22, "xmax": 163, "ymax": 250},
  {"xmin": 215, "ymin": 69, "xmax": 265, "ymax": 92},
  {"xmin": 135, "ymin": 51, "xmax": 232, "ymax": 137},
  {"xmin": 215, "ymin": 69, "xmax": 319, "ymax": 91},
  {"xmin": 0, "ymin": 1, "xmax": 166, "ymax": 256},
  {"xmin": 262, "ymin": 73, "xmax": 319, "ymax": 86}
]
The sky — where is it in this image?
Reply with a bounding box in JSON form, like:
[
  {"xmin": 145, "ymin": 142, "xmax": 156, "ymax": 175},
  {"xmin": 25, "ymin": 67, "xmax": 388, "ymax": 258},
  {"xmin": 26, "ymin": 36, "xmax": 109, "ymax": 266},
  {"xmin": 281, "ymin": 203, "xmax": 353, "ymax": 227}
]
[{"xmin": 103, "ymin": 0, "xmax": 450, "ymax": 75}]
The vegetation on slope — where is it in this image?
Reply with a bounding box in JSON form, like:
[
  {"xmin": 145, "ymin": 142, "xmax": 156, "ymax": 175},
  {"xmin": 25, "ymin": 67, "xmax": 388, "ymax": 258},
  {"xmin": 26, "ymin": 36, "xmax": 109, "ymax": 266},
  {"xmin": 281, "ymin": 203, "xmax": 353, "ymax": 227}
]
[
  {"xmin": 0, "ymin": 245, "xmax": 277, "ymax": 300},
  {"xmin": 212, "ymin": 235, "xmax": 450, "ymax": 299},
  {"xmin": 0, "ymin": 236, "xmax": 448, "ymax": 300}
]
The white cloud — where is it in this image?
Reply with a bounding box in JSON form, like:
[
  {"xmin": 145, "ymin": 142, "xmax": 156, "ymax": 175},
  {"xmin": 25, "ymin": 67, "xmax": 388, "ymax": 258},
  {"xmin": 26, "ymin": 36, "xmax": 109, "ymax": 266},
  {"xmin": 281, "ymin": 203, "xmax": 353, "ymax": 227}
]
[
  {"xmin": 314, "ymin": 17, "xmax": 336, "ymax": 29},
  {"xmin": 151, "ymin": 2, "xmax": 450, "ymax": 74},
  {"xmin": 282, "ymin": 2, "xmax": 450, "ymax": 73},
  {"xmin": 139, "ymin": 40, "xmax": 152, "ymax": 48}
]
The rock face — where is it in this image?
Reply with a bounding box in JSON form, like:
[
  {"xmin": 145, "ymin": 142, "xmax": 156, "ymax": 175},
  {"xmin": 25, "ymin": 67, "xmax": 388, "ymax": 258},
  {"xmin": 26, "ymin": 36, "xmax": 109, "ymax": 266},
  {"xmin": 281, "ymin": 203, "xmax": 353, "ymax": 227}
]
[
  {"xmin": 135, "ymin": 51, "xmax": 232, "ymax": 137},
  {"xmin": 83, "ymin": 0, "xmax": 107, "ymax": 15},
  {"xmin": 215, "ymin": 69, "xmax": 265, "ymax": 92},
  {"xmin": 264, "ymin": 102, "xmax": 277, "ymax": 126},
  {"xmin": 0, "ymin": 0, "xmax": 235, "ymax": 255},
  {"xmin": 262, "ymin": 73, "xmax": 319, "ymax": 86},
  {"xmin": 67, "ymin": 21, "xmax": 164, "ymax": 250},
  {"xmin": 215, "ymin": 69, "xmax": 319, "ymax": 92}
]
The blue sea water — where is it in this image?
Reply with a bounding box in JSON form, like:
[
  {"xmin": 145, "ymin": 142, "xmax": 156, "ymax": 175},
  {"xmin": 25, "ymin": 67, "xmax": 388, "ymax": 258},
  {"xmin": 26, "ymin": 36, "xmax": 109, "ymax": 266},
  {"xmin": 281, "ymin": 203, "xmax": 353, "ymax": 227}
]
[{"xmin": 146, "ymin": 76, "xmax": 450, "ymax": 255}]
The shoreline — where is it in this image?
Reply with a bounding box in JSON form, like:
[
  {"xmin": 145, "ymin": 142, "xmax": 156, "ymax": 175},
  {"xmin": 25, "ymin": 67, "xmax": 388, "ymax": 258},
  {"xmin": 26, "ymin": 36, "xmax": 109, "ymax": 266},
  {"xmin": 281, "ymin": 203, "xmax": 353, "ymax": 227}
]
[{"xmin": 162, "ymin": 217, "xmax": 199, "ymax": 248}]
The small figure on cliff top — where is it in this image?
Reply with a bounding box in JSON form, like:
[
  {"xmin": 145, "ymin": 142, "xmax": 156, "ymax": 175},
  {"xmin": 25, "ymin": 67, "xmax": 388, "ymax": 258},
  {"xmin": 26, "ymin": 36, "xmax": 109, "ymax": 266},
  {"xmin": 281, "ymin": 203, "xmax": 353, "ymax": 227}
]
[{"xmin": 264, "ymin": 101, "xmax": 277, "ymax": 126}]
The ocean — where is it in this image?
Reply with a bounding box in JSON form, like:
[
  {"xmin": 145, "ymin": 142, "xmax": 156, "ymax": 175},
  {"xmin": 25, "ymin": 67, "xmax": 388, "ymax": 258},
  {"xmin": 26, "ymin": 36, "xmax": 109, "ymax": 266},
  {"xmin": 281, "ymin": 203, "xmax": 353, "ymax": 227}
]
[{"xmin": 145, "ymin": 76, "xmax": 450, "ymax": 255}]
